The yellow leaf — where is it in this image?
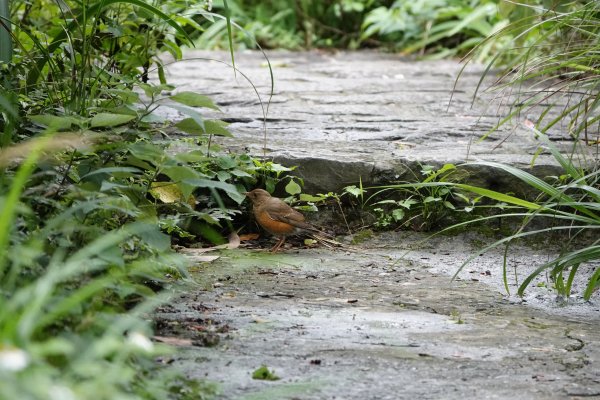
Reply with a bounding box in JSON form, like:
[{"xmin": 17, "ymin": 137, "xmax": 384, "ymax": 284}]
[{"xmin": 149, "ymin": 182, "xmax": 183, "ymax": 203}]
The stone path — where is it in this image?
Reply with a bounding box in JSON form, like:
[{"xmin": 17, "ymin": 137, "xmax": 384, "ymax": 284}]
[
  {"xmin": 165, "ymin": 50, "xmax": 596, "ymax": 194},
  {"xmin": 157, "ymin": 232, "xmax": 600, "ymax": 400}
]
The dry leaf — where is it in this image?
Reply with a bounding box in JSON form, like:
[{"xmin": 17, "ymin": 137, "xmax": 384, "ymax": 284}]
[
  {"xmin": 149, "ymin": 182, "xmax": 195, "ymax": 207},
  {"xmin": 239, "ymin": 233, "xmax": 260, "ymax": 241},
  {"xmin": 186, "ymin": 255, "xmax": 220, "ymax": 263},
  {"xmin": 226, "ymin": 232, "xmax": 240, "ymax": 249},
  {"xmin": 149, "ymin": 182, "xmax": 183, "ymax": 203},
  {"xmin": 152, "ymin": 336, "xmax": 193, "ymax": 347}
]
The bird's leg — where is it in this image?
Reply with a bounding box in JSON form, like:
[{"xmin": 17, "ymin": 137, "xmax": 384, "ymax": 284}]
[{"xmin": 270, "ymin": 236, "xmax": 286, "ymax": 252}]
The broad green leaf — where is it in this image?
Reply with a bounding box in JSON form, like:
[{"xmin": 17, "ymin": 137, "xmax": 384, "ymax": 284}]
[
  {"xmin": 170, "ymin": 92, "xmax": 219, "ymax": 110},
  {"xmin": 162, "ymin": 165, "xmax": 201, "ymax": 199},
  {"xmin": 344, "ymin": 185, "xmax": 364, "ymax": 197},
  {"xmin": 392, "ymin": 208, "xmax": 405, "ymax": 221},
  {"xmin": 175, "ymin": 118, "xmax": 205, "ymax": 135},
  {"xmin": 184, "ymin": 178, "xmax": 245, "ymax": 203},
  {"xmin": 176, "ymin": 119, "xmax": 231, "ymax": 137},
  {"xmin": 299, "ymin": 193, "xmax": 327, "ymax": 202},
  {"xmin": 79, "ymin": 167, "xmax": 141, "ymax": 180},
  {"xmin": 29, "ymin": 115, "xmax": 77, "ymax": 130},
  {"xmin": 285, "ymin": 179, "xmax": 302, "ymax": 195},
  {"xmin": 167, "ymin": 104, "xmax": 205, "ymax": 131},
  {"xmin": 91, "ymin": 113, "xmax": 136, "ymax": 128},
  {"xmin": 216, "ymin": 170, "xmax": 231, "ymax": 182},
  {"xmin": 204, "ymin": 120, "xmax": 232, "ymax": 137},
  {"xmin": 138, "ymin": 225, "xmax": 172, "ymax": 252},
  {"xmin": 140, "ymin": 113, "xmax": 166, "ymax": 124},
  {"xmin": 140, "ymin": 83, "xmax": 175, "ymax": 98},
  {"xmin": 175, "ymin": 151, "xmax": 209, "ymax": 164},
  {"xmin": 399, "ymin": 199, "xmax": 418, "ymax": 208},
  {"xmin": 128, "ymin": 142, "xmax": 167, "ymax": 165},
  {"xmin": 266, "ymin": 178, "xmax": 276, "ymax": 194},
  {"xmin": 230, "ymin": 169, "xmax": 252, "ymax": 178}
]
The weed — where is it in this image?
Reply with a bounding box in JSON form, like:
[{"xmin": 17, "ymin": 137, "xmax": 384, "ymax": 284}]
[
  {"xmin": 365, "ymin": 164, "xmax": 476, "ymax": 231},
  {"xmin": 252, "ymin": 365, "xmax": 280, "ymax": 381},
  {"xmin": 450, "ymin": 309, "xmax": 465, "ymax": 324}
]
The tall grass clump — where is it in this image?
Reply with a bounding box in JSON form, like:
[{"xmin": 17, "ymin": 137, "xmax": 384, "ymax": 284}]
[
  {"xmin": 367, "ymin": 137, "xmax": 599, "ymax": 299},
  {"xmin": 465, "ymin": 0, "xmax": 600, "ymax": 146},
  {"xmin": 0, "ymin": 134, "xmax": 217, "ymax": 399},
  {"xmin": 446, "ymin": 0, "xmax": 600, "ymax": 300},
  {"xmin": 0, "ymin": 0, "xmax": 254, "ymax": 398}
]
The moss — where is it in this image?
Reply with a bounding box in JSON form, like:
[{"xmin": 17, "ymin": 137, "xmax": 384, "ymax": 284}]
[{"xmin": 351, "ymin": 229, "xmax": 374, "ymax": 244}]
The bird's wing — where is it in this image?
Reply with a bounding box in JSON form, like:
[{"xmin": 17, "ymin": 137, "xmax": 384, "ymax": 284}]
[{"xmin": 264, "ymin": 199, "xmax": 317, "ymax": 230}]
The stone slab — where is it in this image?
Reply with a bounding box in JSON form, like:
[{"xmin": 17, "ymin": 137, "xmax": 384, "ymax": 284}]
[{"xmin": 164, "ymin": 50, "xmax": 597, "ymax": 194}]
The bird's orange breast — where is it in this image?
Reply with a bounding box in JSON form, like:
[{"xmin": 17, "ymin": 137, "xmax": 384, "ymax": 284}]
[{"xmin": 255, "ymin": 210, "xmax": 297, "ymax": 236}]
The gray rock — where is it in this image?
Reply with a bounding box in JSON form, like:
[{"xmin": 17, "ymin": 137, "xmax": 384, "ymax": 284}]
[{"xmin": 164, "ymin": 50, "xmax": 596, "ymax": 195}]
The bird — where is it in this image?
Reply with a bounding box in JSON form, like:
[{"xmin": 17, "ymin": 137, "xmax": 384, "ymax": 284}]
[{"xmin": 244, "ymin": 188, "xmax": 321, "ymax": 252}]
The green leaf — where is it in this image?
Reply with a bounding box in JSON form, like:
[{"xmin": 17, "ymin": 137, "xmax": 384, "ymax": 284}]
[
  {"xmin": 176, "ymin": 118, "xmax": 232, "ymax": 137},
  {"xmin": 230, "ymin": 169, "xmax": 252, "ymax": 178},
  {"xmin": 170, "ymin": 92, "xmax": 219, "ymax": 110},
  {"xmin": 392, "ymin": 208, "xmax": 405, "ymax": 221},
  {"xmin": 204, "ymin": 120, "xmax": 232, "ymax": 137},
  {"xmin": 344, "ymin": 185, "xmax": 364, "ymax": 197},
  {"xmin": 167, "ymin": 104, "xmax": 205, "ymax": 132},
  {"xmin": 175, "ymin": 118, "xmax": 205, "ymax": 135},
  {"xmin": 184, "ymin": 178, "xmax": 245, "ymax": 203},
  {"xmin": 265, "ymin": 178, "xmax": 276, "ymax": 194},
  {"xmin": 285, "ymin": 179, "xmax": 302, "ymax": 195},
  {"xmin": 299, "ymin": 193, "xmax": 328, "ymax": 202},
  {"xmin": 584, "ymin": 266, "xmax": 600, "ymax": 300},
  {"xmin": 128, "ymin": 142, "xmax": 167, "ymax": 165},
  {"xmin": 138, "ymin": 225, "xmax": 171, "ymax": 252},
  {"xmin": 399, "ymin": 199, "xmax": 418, "ymax": 209},
  {"xmin": 91, "ymin": 113, "xmax": 136, "ymax": 128},
  {"xmin": 79, "ymin": 167, "xmax": 141, "ymax": 180},
  {"xmin": 29, "ymin": 115, "xmax": 77, "ymax": 130},
  {"xmin": 216, "ymin": 170, "xmax": 231, "ymax": 181},
  {"xmin": 163, "ymin": 165, "xmax": 202, "ymax": 199},
  {"xmin": 455, "ymin": 183, "xmax": 542, "ymax": 210},
  {"xmin": 443, "ymin": 201, "xmax": 456, "ymax": 210}
]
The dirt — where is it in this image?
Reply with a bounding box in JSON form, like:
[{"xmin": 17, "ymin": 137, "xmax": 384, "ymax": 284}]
[{"xmin": 155, "ymin": 232, "xmax": 600, "ymax": 400}]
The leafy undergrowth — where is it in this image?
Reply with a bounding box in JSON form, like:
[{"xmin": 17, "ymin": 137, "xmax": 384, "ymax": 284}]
[
  {"xmin": 337, "ymin": 142, "xmax": 600, "ymax": 301},
  {"xmin": 0, "ymin": 0, "xmax": 275, "ymax": 398}
]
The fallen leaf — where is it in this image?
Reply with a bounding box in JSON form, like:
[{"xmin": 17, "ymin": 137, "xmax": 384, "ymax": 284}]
[
  {"xmin": 227, "ymin": 232, "xmax": 240, "ymax": 249},
  {"xmin": 251, "ymin": 315, "xmax": 270, "ymax": 324},
  {"xmin": 177, "ymin": 231, "xmax": 240, "ymax": 256},
  {"xmin": 184, "ymin": 254, "xmax": 220, "ymax": 263},
  {"xmin": 239, "ymin": 233, "xmax": 260, "ymax": 241},
  {"xmin": 152, "ymin": 336, "xmax": 193, "ymax": 347}
]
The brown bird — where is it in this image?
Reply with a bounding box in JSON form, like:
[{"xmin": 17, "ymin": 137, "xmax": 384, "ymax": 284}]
[{"xmin": 245, "ymin": 188, "xmax": 320, "ymax": 252}]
